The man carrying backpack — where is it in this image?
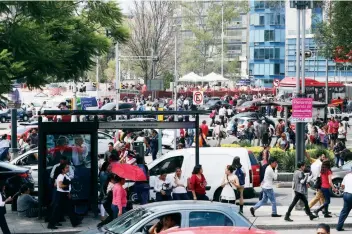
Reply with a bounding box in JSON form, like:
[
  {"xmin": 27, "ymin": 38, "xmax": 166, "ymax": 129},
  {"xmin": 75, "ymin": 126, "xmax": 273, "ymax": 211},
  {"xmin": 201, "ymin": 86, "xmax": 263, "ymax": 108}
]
[{"xmin": 232, "ymin": 157, "xmax": 245, "ymax": 214}]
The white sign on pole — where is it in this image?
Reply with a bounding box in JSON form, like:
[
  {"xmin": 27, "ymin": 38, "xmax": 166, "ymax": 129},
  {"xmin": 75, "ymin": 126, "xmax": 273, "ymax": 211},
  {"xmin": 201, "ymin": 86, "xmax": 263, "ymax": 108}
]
[{"xmin": 193, "ymin": 91, "xmax": 204, "ymax": 105}]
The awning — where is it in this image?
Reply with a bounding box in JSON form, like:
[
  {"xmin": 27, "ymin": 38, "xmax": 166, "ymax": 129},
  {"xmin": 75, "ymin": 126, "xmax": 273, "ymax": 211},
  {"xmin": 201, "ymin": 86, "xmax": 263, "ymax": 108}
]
[{"xmin": 178, "ymin": 72, "xmax": 202, "ymax": 82}]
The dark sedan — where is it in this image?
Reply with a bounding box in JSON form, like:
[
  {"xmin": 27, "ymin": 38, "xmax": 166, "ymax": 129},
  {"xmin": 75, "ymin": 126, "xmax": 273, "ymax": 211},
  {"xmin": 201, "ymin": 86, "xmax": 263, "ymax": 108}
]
[
  {"xmin": 0, "ymin": 162, "xmax": 34, "ymax": 210},
  {"xmin": 0, "ymin": 108, "xmax": 32, "ymax": 123},
  {"xmin": 98, "ymin": 102, "xmax": 136, "ymax": 121},
  {"xmin": 202, "ymin": 100, "xmax": 231, "ymax": 111}
]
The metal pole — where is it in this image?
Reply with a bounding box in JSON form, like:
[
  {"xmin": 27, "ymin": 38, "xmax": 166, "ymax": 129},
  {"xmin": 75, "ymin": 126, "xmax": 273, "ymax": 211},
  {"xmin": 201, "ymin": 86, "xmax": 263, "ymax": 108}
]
[
  {"xmin": 71, "ymin": 82, "xmax": 77, "ymax": 122},
  {"xmin": 96, "ymin": 57, "xmax": 99, "ymax": 98},
  {"xmin": 314, "ymin": 49, "xmax": 317, "ymax": 80},
  {"xmin": 345, "ymin": 64, "xmax": 347, "ymax": 83},
  {"xmin": 173, "ymin": 32, "xmax": 178, "ymax": 150},
  {"xmin": 10, "ymin": 109, "xmax": 18, "ymax": 159},
  {"xmin": 301, "ymin": 9, "xmax": 306, "ymax": 93},
  {"xmin": 296, "ymin": 9, "xmax": 301, "ymax": 95},
  {"xmin": 335, "ymin": 63, "xmax": 337, "ymax": 81},
  {"xmin": 195, "ymin": 114, "xmax": 200, "ymax": 165},
  {"xmin": 325, "ymin": 59, "xmax": 328, "ymax": 121},
  {"xmin": 221, "ymin": 1, "xmax": 224, "ymax": 77},
  {"xmin": 115, "ymin": 42, "xmax": 120, "ymax": 120}
]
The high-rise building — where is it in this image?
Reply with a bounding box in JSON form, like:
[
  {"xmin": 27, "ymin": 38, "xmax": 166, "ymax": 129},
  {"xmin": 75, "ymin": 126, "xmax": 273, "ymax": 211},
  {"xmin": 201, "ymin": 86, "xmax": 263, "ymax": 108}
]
[
  {"xmin": 248, "ymin": 0, "xmax": 286, "ymax": 88},
  {"xmin": 285, "ymin": 4, "xmax": 352, "ymax": 82}
]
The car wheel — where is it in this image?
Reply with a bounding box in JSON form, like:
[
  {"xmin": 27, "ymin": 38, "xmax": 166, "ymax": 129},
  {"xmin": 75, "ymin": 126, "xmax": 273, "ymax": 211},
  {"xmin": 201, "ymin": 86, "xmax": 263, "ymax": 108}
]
[
  {"xmin": 213, "ymin": 187, "xmax": 223, "ymax": 202},
  {"xmin": 331, "ymin": 179, "xmax": 344, "ymax": 197},
  {"xmin": 0, "ymin": 116, "xmax": 6, "ymax": 123},
  {"xmin": 23, "ymin": 115, "xmax": 28, "ymax": 121}
]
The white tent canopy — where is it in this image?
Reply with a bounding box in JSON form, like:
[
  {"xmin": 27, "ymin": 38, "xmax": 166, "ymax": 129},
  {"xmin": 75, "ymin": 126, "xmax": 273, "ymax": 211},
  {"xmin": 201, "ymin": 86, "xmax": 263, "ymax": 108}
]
[
  {"xmin": 178, "ymin": 72, "xmax": 203, "ymax": 82},
  {"xmin": 203, "ymin": 72, "xmax": 229, "ymax": 82}
]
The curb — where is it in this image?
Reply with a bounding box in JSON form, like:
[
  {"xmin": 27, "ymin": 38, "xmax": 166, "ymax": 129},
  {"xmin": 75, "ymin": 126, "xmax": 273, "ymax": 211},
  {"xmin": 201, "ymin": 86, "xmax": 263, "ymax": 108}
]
[
  {"xmin": 257, "ymin": 222, "xmax": 352, "ymax": 230},
  {"xmin": 276, "ymin": 182, "xmax": 293, "ymax": 188}
]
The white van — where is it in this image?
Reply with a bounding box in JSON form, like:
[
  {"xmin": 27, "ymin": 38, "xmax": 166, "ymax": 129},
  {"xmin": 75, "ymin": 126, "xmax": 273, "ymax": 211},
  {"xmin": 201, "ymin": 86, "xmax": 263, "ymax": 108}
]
[{"xmin": 147, "ymin": 147, "xmax": 254, "ymax": 201}]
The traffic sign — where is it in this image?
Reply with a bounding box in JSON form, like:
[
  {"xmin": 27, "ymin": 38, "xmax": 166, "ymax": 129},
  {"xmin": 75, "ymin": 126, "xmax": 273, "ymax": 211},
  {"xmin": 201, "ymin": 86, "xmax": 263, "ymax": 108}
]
[
  {"xmin": 119, "ymin": 89, "xmax": 140, "ymax": 95},
  {"xmin": 273, "ymin": 79, "xmax": 280, "ymax": 87},
  {"xmin": 7, "ymin": 101, "xmax": 21, "ymax": 109},
  {"xmin": 193, "ymin": 91, "xmax": 204, "ymax": 105},
  {"xmin": 292, "ymin": 98, "xmax": 313, "ymax": 123}
]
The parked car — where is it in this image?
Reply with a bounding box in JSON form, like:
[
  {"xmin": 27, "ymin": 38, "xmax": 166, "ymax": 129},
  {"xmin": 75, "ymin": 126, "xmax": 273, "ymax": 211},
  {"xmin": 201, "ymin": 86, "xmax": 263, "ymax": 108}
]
[
  {"xmin": 78, "ymin": 201, "xmax": 252, "ymax": 234},
  {"xmin": 130, "ymin": 147, "xmax": 257, "ymax": 203},
  {"xmin": 0, "ymin": 161, "xmax": 34, "ymax": 210},
  {"xmin": 330, "ymin": 161, "xmax": 352, "ymax": 197},
  {"xmin": 6, "ymin": 125, "xmax": 38, "ymax": 142},
  {"xmin": 0, "ymin": 108, "xmax": 32, "ymax": 123},
  {"xmin": 232, "ymin": 112, "xmax": 275, "ymax": 127},
  {"xmin": 162, "ymin": 226, "xmax": 277, "ymax": 234},
  {"xmin": 236, "ymin": 101, "xmax": 261, "ymax": 113},
  {"xmin": 98, "ymin": 102, "xmax": 136, "ymax": 121}
]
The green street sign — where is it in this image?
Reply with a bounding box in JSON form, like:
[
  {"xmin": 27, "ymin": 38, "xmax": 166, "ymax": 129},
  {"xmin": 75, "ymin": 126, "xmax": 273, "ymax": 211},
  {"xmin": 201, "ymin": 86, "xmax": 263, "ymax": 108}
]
[{"xmin": 119, "ymin": 89, "xmax": 140, "ymax": 95}]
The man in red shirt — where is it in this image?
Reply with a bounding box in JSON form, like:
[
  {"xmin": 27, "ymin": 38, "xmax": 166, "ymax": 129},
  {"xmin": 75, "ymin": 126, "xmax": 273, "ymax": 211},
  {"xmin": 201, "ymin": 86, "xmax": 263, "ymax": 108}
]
[
  {"xmin": 328, "ymin": 117, "xmax": 339, "ymax": 148},
  {"xmin": 200, "ymin": 120, "xmax": 209, "ymax": 138}
]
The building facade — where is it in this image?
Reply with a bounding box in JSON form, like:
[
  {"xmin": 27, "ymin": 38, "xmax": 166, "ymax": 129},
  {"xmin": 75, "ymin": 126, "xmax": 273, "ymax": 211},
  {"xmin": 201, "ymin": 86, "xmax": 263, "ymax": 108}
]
[
  {"xmin": 248, "ymin": 0, "xmax": 286, "ymax": 88},
  {"xmin": 285, "ymin": 5, "xmax": 352, "ymax": 82}
]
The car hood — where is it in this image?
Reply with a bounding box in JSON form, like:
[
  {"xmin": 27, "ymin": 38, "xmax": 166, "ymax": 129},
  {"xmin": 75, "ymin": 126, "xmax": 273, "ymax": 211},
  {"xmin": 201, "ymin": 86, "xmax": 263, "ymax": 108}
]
[
  {"xmin": 331, "ymin": 167, "xmax": 340, "ymax": 172},
  {"xmin": 77, "ymin": 228, "xmax": 103, "ymax": 234}
]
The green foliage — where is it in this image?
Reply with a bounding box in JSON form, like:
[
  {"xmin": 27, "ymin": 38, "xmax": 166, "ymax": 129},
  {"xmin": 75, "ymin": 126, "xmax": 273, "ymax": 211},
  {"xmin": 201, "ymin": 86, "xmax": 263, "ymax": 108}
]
[
  {"xmin": 180, "ymin": 1, "xmax": 248, "ymax": 77},
  {"xmin": 0, "ymin": 1, "xmax": 128, "ymax": 93},
  {"xmin": 162, "ymin": 71, "xmax": 174, "ymax": 90},
  {"xmin": 315, "ymin": 2, "xmax": 352, "ymax": 60}
]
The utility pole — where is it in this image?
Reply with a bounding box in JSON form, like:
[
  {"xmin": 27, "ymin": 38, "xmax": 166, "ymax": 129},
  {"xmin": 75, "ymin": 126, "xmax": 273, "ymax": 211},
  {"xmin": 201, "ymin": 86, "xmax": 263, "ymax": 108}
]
[
  {"xmin": 96, "ymin": 57, "xmax": 99, "ymax": 98},
  {"xmin": 173, "ymin": 29, "xmax": 178, "ymax": 150},
  {"xmin": 71, "ymin": 82, "xmax": 77, "ymax": 122},
  {"xmin": 221, "ymin": 1, "xmax": 224, "ymax": 77},
  {"xmin": 115, "ymin": 42, "xmax": 120, "ymax": 120},
  {"xmin": 325, "ymin": 59, "xmax": 328, "ymax": 121},
  {"xmin": 301, "ymin": 9, "xmax": 306, "ymax": 92},
  {"xmin": 295, "ymin": 9, "xmax": 301, "ymax": 95}
]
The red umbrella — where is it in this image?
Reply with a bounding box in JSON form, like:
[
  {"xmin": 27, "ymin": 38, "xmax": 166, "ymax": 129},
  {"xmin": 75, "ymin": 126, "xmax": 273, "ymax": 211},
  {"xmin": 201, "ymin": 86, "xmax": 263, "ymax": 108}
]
[{"xmin": 110, "ymin": 163, "xmax": 147, "ymax": 181}]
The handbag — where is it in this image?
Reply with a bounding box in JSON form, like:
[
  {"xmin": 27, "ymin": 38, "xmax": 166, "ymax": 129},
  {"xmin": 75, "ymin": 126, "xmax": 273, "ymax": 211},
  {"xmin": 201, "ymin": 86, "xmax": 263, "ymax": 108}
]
[
  {"xmin": 62, "ymin": 176, "xmax": 71, "ymax": 191},
  {"xmin": 162, "ymin": 183, "xmax": 172, "ymax": 196}
]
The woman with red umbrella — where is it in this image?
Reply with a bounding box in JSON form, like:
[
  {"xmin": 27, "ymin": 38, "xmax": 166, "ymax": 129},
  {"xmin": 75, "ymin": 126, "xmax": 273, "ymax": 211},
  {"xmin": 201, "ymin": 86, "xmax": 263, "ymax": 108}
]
[{"xmin": 111, "ymin": 175, "xmax": 127, "ymax": 219}]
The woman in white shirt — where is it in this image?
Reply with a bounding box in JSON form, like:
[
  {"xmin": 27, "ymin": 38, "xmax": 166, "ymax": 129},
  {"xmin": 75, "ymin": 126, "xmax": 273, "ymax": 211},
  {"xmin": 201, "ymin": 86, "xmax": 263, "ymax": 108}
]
[
  {"xmin": 0, "ymin": 181, "xmax": 12, "ymax": 234},
  {"xmin": 172, "ymin": 168, "xmax": 189, "ymax": 200},
  {"xmin": 220, "ymin": 165, "xmax": 240, "ymax": 204},
  {"xmin": 47, "ymin": 163, "xmax": 81, "ymax": 229},
  {"xmin": 338, "ymin": 122, "xmax": 347, "ymax": 144},
  {"xmin": 154, "ymin": 171, "xmax": 173, "ymax": 202}
]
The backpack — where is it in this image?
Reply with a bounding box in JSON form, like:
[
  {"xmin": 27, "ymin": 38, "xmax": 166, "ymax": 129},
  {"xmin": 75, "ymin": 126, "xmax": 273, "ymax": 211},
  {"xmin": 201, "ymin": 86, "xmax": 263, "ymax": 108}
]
[
  {"xmin": 235, "ymin": 168, "xmax": 245, "ymax": 186},
  {"xmin": 309, "ymin": 176, "xmax": 322, "ymax": 189}
]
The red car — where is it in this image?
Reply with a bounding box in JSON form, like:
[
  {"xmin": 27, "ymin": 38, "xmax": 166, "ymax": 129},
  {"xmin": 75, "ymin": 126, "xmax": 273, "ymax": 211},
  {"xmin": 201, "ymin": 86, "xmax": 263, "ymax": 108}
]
[
  {"xmin": 236, "ymin": 101, "xmax": 261, "ymax": 113},
  {"xmin": 248, "ymin": 151, "xmax": 261, "ymax": 187},
  {"xmin": 161, "ymin": 226, "xmax": 277, "ymax": 234}
]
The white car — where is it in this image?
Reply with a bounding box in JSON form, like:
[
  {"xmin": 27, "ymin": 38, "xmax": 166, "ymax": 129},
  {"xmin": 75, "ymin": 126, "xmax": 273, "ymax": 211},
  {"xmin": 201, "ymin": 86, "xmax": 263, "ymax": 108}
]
[
  {"xmin": 162, "ymin": 129, "xmax": 179, "ymax": 149},
  {"xmin": 226, "ymin": 117, "xmax": 255, "ymax": 133},
  {"xmin": 97, "ymin": 131, "xmax": 114, "ymax": 155}
]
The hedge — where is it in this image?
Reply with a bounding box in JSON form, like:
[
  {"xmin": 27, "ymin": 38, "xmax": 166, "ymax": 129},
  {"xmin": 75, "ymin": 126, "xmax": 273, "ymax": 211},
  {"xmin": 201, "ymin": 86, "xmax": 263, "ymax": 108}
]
[{"xmin": 221, "ymin": 144, "xmax": 334, "ymax": 172}]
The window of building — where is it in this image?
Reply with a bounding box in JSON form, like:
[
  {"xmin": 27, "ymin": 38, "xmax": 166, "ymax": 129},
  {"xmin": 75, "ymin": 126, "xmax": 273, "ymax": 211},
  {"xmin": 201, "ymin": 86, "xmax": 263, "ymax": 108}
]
[
  {"xmin": 275, "ymin": 48, "xmax": 280, "ymax": 59},
  {"xmin": 264, "ymin": 30, "xmax": 274, "ymax": 41},
  {"xmin": 274, "ymin": 63, "xmax": 280, "ymax": 75},
  {"xmin": 254, "ymin": 1, "xmax": 265, "ymax": 9},
  {"xmin": 259, "ymin": 48, "xmax": 265, "ymax": 59},
  {"xmin": 259, "ymin": 15, "xmax": 265, "ymax": 25}
]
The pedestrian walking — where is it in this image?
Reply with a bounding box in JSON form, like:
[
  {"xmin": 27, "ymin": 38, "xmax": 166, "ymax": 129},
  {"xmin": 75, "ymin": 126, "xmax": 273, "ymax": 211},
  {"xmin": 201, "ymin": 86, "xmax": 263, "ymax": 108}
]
[
  {"xmin": 333, "ymin": 140, "xmax": 346, "ymax": 167},
  {"xmin": 250, "ymin": 158, "xmax": 281, "ymax": 217},
  {"xmin": 232, "ymin": 157, "xmax": 245, "ymax": 213},
  {"xmin": 111, "ymin": 175, "xmax": 127, "ymax": 219},
  {"xmin": 150, "ymin": 130, "xmax": 159, "ymax": 160},
  {"xmin": 313, "ymin": 161, "xmax": 337, "ymax": 218},
  {"xmin": 309, "ymin": 154, "xmax": 328, "ymax": 209},
  {"xmin": 209, "ymin": 109, "xmax": 216, "ymax": 127},
  {"xmin": 134, "ymin": 157, "xmax": 149, "ymax": 205},
  {"xmin": 328, "ymin": 117, "xmax": 338, "ymax": 148},
  {"xmin": 0, "ymin": 181, "xmax": 12, "ymax": 234},
  {"xmin": 189, "ymin": 165, "xmax": 209, "ymax": 200},
  {"xmin": 219, "ymin": 105, "xmax": 226, "ymax": 128},
  {"xmin": 336, "ymin": 168, "xmax": 352, "ymax": 231},
  {"xmin": 220, "ymin": 165, "xmax": 239, "ymax": 204},
  {"xmin": 274, "ymin": 120, "xmax": 284, "ymax": 146},
  {"xmin": 47, "ymin": 163, "xmax": 81, "ymax": 229},
  {"xmin": 284, "ymin": 161, "xmax": 318, "ymax": 222},
  {"xmin": 172, "ymin": 168, "xmax": 189, "ymax": 200}
]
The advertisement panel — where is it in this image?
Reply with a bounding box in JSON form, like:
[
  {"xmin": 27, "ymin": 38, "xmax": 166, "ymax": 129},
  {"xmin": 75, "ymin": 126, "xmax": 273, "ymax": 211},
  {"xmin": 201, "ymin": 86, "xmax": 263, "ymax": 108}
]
[{"xmin": 292, "ymin": 98, "xmax": 313, "ymax": 123}]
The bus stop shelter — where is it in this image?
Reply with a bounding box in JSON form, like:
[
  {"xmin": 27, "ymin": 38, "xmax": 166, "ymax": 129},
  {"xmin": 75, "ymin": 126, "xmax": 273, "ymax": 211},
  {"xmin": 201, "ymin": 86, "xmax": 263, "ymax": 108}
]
[{"xmin": 38, "ymin": 109, "xmax": 209, "ymax": 216}]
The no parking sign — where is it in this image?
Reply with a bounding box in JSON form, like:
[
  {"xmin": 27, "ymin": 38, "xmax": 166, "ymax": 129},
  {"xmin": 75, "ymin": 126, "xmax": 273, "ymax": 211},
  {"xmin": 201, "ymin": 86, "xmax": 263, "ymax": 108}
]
[{"xmin": 193, "ymin": 91, "xmax": 204, "ymax": 105}]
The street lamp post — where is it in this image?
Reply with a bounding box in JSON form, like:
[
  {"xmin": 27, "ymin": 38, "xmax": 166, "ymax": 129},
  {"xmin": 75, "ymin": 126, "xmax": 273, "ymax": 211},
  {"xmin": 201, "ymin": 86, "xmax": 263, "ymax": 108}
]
[
  {"xmin": 174, "ymin": 28, "xmax": 178, "ymax": 150},
  {"xmin": 221, "ymin": 1, "xmax": 224, "ymax": 77},
  {"xmin": 115, "ymin": 42, "xmax": 120, "ymax": 121}
]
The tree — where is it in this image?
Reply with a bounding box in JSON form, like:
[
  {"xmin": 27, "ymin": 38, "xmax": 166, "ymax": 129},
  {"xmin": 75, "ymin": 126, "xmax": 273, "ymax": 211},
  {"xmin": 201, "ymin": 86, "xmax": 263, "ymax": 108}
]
[
  {"xmin": 0, "ymin": 1, "xmax": 129, "ymax": 94},
  {"xmin": 315, "ymin": 2, "xmax": 352, "ymax": 61},
  {"xmin": 123, "ymin": 1, "xmax": 176, "ymax": 84},
  {"xmin": 180, "ymin": 1, "xmax": 248, "ymax": 78}
]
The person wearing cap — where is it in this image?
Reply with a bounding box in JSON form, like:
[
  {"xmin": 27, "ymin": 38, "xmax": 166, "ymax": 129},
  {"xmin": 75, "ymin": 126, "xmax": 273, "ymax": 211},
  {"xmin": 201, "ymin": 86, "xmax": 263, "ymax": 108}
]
[
  {"xmin": 336, "ymin": 167, "xmax": 352, "ymax": 231},
  {"xmin": 250, "ymin": 157, "xmax": 281, "ymax": 218}
]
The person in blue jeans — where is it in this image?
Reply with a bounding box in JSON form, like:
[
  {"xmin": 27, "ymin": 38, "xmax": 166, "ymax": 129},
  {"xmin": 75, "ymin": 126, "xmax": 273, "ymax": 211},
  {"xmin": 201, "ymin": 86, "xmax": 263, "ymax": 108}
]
[
  {"xmin": 250, "ymin": 158, "xmax": 281, "ymax": 217},
  {"xmin": 150, "ymin": 130, "xmax": 159, "ymax": 160},
  {"xmin": 134, "ymin": 157, "xmax": 150, "ymax": 205},
  {"xmin": 336, "ymin": 171, "xmax": 352, "ymax": 231}
]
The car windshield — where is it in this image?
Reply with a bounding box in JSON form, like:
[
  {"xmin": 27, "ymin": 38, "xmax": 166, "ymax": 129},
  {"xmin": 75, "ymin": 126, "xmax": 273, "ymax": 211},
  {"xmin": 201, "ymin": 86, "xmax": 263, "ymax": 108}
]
[
  {"xmin": 101, "ymin": 102, "xmax": 116, "ymax": 110},
  {"xmin": 105, "ymin": 207, "xmax": 153, "ymax": 233},
  {"xmin": 206, "ymin": 100, "xmax": 218, "ymax": 106}
]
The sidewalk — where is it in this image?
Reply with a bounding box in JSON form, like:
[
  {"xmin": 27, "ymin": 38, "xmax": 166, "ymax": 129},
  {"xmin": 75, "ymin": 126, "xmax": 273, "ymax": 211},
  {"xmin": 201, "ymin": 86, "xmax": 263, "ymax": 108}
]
[
  {"xmin": 5, "ymin": 205, "xmax": 352, "ymax": 233},
  {"xmin": 243, "ymin": 205, "xmax": 352, "ymax": 230}
]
